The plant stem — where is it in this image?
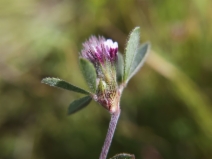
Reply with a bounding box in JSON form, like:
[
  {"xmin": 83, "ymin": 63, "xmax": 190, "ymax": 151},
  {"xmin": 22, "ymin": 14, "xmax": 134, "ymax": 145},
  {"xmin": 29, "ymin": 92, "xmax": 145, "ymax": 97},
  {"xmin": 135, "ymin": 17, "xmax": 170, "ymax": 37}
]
[{"xmin": 99, "ymin": 108, "xmax": 121, "ymax": 159}]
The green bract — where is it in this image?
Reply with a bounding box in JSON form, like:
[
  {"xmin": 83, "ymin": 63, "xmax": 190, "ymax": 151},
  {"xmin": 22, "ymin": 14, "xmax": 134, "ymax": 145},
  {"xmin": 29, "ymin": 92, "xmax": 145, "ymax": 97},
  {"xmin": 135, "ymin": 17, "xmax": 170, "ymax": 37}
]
[
  {"xmin": 115, "ymin": 53, "xmax": 124, "ymax": 83},
  {"xmin": 79, "ymin": 58, "xmax": 97, "ymax": 93}
]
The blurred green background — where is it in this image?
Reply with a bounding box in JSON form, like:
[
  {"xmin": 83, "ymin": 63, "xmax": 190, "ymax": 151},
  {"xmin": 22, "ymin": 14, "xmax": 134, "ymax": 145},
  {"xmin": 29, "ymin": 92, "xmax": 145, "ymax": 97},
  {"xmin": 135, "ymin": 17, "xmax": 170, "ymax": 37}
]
[{"xmin": 1, "ymin": 0, "xmax": 212, "ymax": 158}]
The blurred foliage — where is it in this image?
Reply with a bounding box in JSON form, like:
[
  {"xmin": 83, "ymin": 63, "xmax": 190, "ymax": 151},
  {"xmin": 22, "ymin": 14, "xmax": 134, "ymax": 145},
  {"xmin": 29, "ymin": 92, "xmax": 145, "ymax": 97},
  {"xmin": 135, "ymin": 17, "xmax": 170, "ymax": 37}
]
[{"xmin": 0, "ymin": 0, "xmax": 212, "ymax": 159}]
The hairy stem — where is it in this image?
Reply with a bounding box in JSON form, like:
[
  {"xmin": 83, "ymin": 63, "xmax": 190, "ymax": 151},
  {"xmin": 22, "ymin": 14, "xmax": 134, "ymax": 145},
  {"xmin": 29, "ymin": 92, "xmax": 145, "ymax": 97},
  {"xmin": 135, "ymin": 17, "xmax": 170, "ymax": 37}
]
[{"xmin": 99, "ymin": 108, "xmax": 121, "ymax": 159}]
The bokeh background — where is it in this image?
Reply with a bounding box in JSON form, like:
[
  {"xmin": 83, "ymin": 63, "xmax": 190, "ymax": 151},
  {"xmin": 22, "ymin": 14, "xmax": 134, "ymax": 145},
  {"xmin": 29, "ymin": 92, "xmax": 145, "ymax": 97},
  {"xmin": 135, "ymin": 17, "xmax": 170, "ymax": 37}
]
[{"xmin": 1, "ymin": 0, "xmax": 212, "ymax": 158}]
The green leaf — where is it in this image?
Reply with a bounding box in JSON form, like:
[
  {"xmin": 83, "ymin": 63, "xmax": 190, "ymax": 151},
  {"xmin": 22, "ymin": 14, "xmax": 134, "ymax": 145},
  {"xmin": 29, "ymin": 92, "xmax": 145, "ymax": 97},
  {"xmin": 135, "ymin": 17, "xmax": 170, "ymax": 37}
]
[
  {"xmin": 127, "ymin": 42, "xmax": 150, "ymax": 82},
  {"xmin": 124, "ymin": 27, "xmax": 140, "ymax": 82},
  {"xmin": 41, "ymin": 77, "xmax": 90, "ymax": 95},
  {"xmin": 115, "ymin": 52, "xmax": 124, "ymax": 83},
  {"xmin": 110, "ymin": 153, "xmax": 135, "ymax": 159},
  {"xmin": 68, "ymin": 96, "xmax": 92, "ymax": 115},
  {"xmin": 79, "ymin": 58, "xmax": 97, "ymax": 93}
]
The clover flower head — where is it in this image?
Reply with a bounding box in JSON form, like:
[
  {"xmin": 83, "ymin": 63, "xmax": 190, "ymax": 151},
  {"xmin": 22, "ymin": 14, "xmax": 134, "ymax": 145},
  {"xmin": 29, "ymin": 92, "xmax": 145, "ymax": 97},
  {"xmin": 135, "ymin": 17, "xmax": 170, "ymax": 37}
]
[
  {"xmin": 80, "ymin": 36, "xmax": 120, "ymax": 112},
  {"xmin": 81, "ymin": 36, "xmax": 118, "ymax": 65}
]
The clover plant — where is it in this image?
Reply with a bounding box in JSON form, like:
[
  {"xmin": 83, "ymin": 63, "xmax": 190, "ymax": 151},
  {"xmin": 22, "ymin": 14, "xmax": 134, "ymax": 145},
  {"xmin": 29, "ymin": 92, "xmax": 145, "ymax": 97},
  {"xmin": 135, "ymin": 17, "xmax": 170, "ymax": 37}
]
[{"xmin": 42, "ymin": 27, "xmax": 150, "ymax": 159}]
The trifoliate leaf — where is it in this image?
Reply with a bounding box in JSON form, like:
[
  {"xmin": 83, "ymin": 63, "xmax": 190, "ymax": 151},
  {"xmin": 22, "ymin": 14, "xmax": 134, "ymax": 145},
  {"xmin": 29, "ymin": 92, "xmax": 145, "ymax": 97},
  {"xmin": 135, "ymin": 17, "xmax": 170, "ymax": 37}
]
[
  {"xmin": 127, "ymin": 42, "xmax": 150, "ymax": 82},
  {"xmin": 110, "ymin": 153, "xmax": 135, "ymax": 159},
  {"xmin": 41, "ymin": 77, "xmax": 90, "ymax": 95},
  {"xmin": 115, "ymin": 52, "xmax": 124, "ymax": 83},
  {"xmin": 124, "ymin": 27, "xmax": 140, "ymax": 83},
  {"xmin": 79, "ymin": 58, "xmax": 97, "ymax": 93},
  {"xmin": 68, "ymin": 96, "xmax": 92, "ymax": 115}
]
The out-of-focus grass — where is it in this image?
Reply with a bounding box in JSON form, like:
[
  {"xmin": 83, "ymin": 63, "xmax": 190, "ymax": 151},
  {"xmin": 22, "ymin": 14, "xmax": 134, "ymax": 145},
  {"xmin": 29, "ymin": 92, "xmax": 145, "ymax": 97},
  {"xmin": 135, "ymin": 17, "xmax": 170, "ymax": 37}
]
[{"xmin": 0, "ymin": 0, "xmax": 212, "ymax": 159}]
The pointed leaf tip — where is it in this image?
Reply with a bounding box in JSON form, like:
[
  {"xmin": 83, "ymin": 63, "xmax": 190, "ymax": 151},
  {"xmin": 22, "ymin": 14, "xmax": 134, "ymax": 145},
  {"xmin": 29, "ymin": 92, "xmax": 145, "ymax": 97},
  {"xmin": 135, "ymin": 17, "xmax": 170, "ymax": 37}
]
[
  {"xmin": 68, "ymin": 96, "xmax": 92, "ymax": 115},
  {"xmin": 79, "ymin": 58, "xmax": 97, "ymax": 93},
  {"xmin": 110, "ymin": 153, "xmax": 135, "ymax": 159},
  {"xmin": 41, "ymin": 77, "xmax": 90, "ymax": 95},
  {"xmin": 124, "ymin": 27, "xmax": 141, "ymax": 82}
]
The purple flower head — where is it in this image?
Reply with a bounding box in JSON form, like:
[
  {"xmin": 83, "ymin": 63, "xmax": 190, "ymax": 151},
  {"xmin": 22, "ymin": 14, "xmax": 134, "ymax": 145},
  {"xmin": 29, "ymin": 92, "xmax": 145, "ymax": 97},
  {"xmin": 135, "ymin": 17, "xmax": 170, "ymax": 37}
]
[
  {"xmin": 80, "ymin": 36, "xmax": 119, "ymax": 112},
  {"xmin": 81, "ymin": 36, "xmax": 118, "ymax": 65}
]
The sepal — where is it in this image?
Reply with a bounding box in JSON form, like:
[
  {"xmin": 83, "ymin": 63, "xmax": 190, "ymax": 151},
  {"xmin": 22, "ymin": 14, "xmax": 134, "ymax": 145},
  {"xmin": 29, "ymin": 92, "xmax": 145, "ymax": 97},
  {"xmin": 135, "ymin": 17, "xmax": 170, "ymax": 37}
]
[
  {"xmin": 115, "ymin": 52, "xmax": 124, "ymax": 83},
  {"xmin": 79, "ymin": 58, "xmax": 97, "ymax": 93}
]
